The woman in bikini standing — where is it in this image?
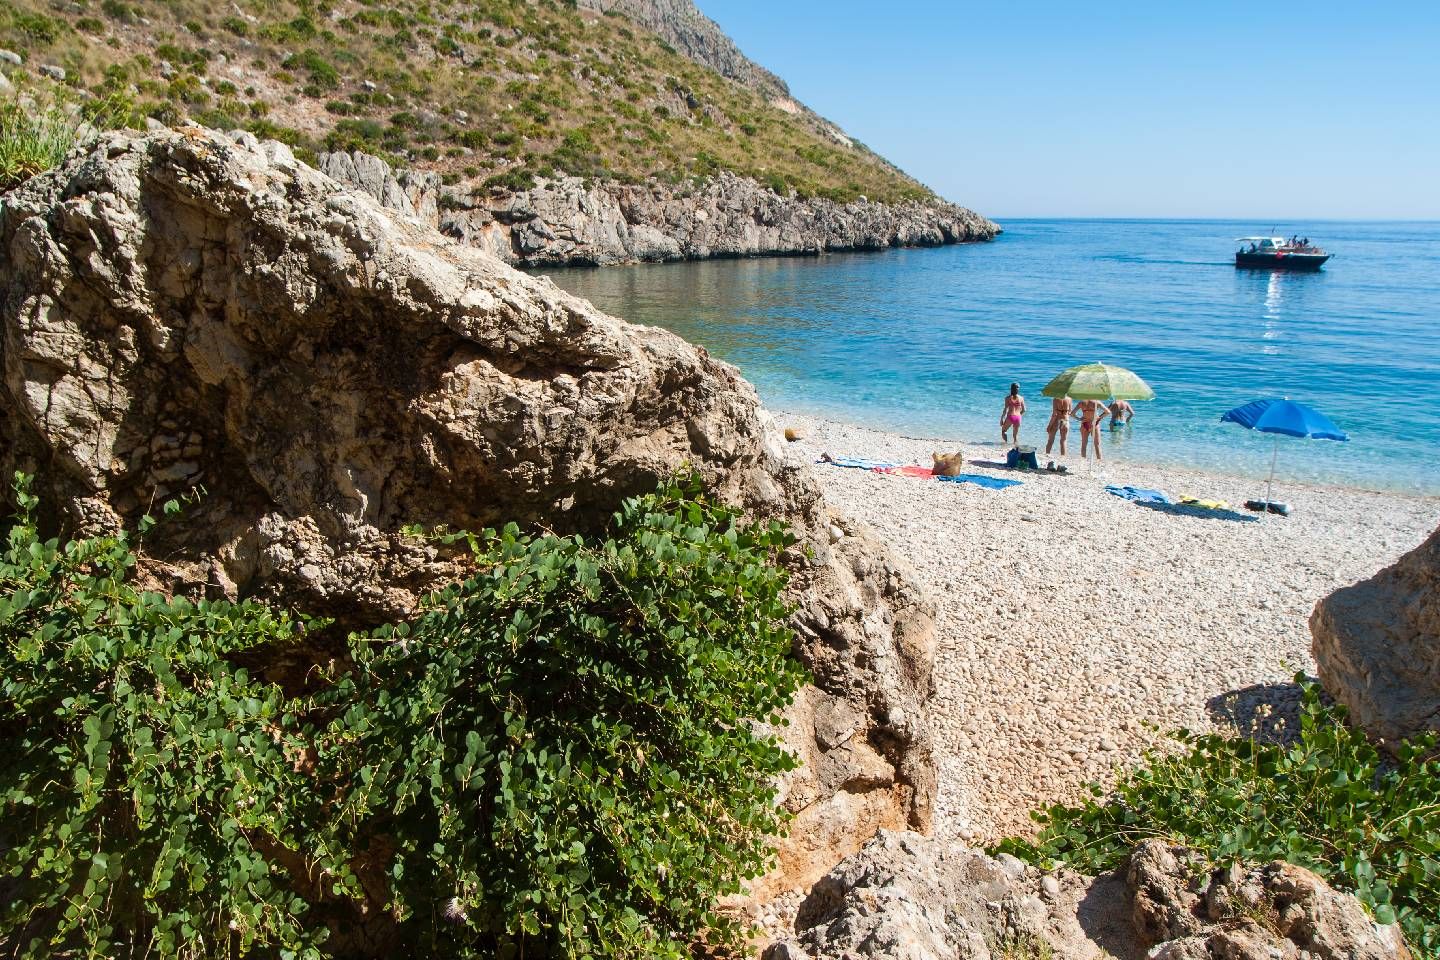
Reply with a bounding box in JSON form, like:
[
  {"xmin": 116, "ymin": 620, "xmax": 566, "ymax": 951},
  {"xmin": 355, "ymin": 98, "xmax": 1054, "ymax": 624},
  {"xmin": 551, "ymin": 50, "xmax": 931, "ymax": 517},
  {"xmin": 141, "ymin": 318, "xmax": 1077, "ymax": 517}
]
[
  {"xmin": 1000, "ymin": 382, "xmax": 1026, "ymax": 447},
  {"xmin": 1072, "ymin": 398, "xmax": 1110, "ymax": 459},
  {"xmin": 1045, "ymin": 395, "xmax": 1073, "ymax": 456}
]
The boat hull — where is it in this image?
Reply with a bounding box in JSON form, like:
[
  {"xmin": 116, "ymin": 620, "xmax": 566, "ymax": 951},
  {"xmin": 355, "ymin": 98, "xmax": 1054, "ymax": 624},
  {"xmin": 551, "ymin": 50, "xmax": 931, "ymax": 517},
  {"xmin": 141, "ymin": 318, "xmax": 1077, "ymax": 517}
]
[{"xmin": 1235, "ymin": 251, "xmax": 1331, "ymax": 271}]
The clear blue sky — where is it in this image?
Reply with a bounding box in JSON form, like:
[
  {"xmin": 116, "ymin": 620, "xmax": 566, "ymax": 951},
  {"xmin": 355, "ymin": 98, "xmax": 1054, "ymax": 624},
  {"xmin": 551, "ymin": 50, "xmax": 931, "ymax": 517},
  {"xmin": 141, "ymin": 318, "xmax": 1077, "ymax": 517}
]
[{"xmin": 701, "ymin": 1, "xmax": 1440, "ymax": 219}]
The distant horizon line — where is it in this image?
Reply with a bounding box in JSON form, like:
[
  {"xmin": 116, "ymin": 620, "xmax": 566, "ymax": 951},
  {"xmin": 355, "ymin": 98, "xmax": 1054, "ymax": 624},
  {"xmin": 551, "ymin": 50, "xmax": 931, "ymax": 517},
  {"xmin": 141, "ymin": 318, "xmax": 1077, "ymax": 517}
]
[{"xmin": 979, "ymin": 215, "xmax": 1440, "ymax": 224}]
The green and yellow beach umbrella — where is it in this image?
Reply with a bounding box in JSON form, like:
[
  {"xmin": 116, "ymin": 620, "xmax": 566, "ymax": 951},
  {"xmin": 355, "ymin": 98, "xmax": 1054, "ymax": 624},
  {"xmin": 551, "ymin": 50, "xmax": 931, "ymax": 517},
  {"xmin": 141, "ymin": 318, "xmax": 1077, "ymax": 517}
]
[{"xmin": 1041, "ymin": 362, "xmax": 1155, "ymax": 401}]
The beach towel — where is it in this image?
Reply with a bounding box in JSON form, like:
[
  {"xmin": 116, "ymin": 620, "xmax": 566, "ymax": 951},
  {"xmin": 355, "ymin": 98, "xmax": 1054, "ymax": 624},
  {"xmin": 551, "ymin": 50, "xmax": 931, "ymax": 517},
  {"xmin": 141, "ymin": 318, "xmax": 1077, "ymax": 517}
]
[
  {"xmin": 819, "ymin": 456, "xmax": 898, "ymax": 470},
  {"xmin": 1179, "ymin": 494, "xmax": 1231, "ymax": 511},
  {"xmin": 874, "ymin": 465, "xmax": 934, "ymax": 479},
  {"xmin": 1105, "ymin": 485, "xmax": 1172, "ymax": 505},
  {"xmin": 937, "ymin": 473, "xmax": 1022, "ymax": 490}
]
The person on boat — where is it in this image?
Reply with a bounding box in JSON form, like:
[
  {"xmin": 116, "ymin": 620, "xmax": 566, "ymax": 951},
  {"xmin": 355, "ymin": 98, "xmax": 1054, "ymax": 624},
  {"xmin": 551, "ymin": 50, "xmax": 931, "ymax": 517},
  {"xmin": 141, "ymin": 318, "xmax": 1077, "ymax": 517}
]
[
  {"xmin": 1107, "ymin": 398, "xmax": 1134, "ymax": 431},
  {"xmin": 1000, "ymin": 382, "xmax": 1026, "ymax": 447},
  {"xmin": 1072, "ymin": 398, "xmax": 1110, "ymax": 460},
  {"xmin": 1045, "ymin": 395, "xmax": 1072, "ymax": 456}
]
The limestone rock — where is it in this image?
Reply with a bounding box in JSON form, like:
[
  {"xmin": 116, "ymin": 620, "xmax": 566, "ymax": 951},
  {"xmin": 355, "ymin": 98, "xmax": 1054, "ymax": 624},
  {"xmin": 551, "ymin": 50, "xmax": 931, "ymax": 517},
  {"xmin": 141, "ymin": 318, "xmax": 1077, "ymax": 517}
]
[
  {"xmin": 0, "ymin": 49, "xmax": 23, "ymax": 66},
  {"xmin": 1127, "ymin": 839, "xmax": 1410, "ymax": 960},
  {"xmin": 575, "ymin": 0, "xmax": 789, "ymax": 98},
  {"xmin": 0, "ymin": 127, "xmax": 935, "ymax": 897},
  {"xmin": 1311, "ymin": 523, "xmax": 1440, "ymax": 743},
  {"xmin": 318, "ymin": 149, "xmax": 440, "ymax": 224},
  {"xmin": 319, "ymin": 151, "xmax": 999, "ymax": 268},
  {"xmin": 784, "ymin": 830, "xmax": 1130, "ymax": 960},
  {"xmin": 770, "ymin": 834, "xmax": 1407, "ymax": 960},
  {"xmin": 38, "ymin": 64, "xmax": 65, "ymax": 81}
]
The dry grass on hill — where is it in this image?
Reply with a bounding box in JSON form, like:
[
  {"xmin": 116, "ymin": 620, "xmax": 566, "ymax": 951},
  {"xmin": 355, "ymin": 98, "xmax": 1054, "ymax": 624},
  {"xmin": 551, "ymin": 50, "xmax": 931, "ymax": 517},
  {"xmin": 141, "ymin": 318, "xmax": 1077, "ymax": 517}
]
[{"xmin": 0, "ymin": 0, "xmax": 937, "ymax": 204}]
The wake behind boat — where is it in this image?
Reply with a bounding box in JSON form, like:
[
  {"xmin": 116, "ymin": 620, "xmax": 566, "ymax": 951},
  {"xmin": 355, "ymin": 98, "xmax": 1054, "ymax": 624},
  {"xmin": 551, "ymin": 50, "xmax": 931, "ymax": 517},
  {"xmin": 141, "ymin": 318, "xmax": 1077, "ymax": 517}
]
[{"xmin": 1235, "ymin": 235, "xmax": 1332, "ymax": 270}]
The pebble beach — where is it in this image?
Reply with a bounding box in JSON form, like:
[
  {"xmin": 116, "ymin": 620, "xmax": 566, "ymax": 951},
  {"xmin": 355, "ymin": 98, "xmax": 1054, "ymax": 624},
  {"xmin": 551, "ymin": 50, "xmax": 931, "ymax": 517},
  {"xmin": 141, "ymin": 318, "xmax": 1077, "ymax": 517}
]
[{"xmin": 780, "ymin": 413, "xmax": 1440, "ymax": 844}]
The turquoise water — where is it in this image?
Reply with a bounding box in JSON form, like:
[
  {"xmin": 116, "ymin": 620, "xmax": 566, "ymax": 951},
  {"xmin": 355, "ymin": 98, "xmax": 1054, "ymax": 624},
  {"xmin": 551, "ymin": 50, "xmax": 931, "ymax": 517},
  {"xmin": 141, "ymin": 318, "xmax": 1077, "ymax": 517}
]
[{"xmin": 538, "ymin": 220, "xmax": 1440, "ymax": 494}]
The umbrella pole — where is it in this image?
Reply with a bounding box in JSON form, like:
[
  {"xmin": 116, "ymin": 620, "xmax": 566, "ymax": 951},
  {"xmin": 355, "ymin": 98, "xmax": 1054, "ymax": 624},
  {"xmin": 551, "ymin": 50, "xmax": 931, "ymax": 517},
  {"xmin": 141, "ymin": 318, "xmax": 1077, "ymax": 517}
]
[{"xmin": 1265, "ymin": 435, "xmax": 1279, "ymax": 508}]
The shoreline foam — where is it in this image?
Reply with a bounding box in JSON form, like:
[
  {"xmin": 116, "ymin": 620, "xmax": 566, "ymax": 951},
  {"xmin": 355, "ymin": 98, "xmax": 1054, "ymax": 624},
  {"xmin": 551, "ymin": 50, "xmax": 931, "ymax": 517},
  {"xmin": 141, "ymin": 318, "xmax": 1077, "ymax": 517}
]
[{"xmin": 780, "ymin": 413, "xmax": 1440, "ymax": 843}]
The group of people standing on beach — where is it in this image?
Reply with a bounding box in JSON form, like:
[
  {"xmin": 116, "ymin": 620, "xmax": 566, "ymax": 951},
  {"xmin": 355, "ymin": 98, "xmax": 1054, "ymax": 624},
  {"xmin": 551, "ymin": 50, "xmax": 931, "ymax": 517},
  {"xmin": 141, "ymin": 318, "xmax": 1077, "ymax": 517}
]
[{"xmin": 1000, "ymin": 383, "xmax": 1134, "ymax": 461}]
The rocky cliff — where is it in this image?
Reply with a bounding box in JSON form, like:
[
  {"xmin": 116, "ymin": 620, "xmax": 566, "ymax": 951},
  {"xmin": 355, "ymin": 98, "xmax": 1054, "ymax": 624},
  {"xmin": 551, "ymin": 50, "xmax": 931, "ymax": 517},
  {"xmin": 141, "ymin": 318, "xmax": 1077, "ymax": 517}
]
[
  {"xmin": 320, "ymin": 148, "xmax": 998, "ymax": 267},
  {"xmin": 0, "ymin": 126, "xmax": 936, "ymax": 895},
  {"xmin": 575, "ymin": 0, "xmax": 789, "ymax": 97}
]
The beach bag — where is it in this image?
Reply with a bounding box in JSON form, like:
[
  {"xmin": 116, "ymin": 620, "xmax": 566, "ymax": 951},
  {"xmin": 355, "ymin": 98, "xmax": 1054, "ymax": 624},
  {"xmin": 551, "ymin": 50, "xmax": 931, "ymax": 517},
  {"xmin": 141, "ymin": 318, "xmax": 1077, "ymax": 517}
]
[
  {"xmin": 932, "ymin": 452, "xmax": 964, "ymax": 476},
  {"xmin": 1006, "ymin": 447, "xmax": 1039, "ymax": 470}
]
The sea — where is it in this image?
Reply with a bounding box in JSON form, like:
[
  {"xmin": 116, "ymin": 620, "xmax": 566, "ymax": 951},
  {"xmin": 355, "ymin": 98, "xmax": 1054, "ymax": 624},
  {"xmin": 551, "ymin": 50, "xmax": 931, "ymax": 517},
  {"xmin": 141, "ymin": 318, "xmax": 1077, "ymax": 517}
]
[{"xmin": 537, "ymin": 220, "xmax": 1440, "ymax": 495}]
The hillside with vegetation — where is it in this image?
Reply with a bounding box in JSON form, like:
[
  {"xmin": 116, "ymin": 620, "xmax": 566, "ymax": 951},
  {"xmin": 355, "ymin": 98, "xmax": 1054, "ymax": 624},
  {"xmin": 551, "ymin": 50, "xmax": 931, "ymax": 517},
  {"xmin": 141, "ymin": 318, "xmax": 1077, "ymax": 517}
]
[{"xmin": 0, "ymin": 0, "xmax": 950, "ymax": 206}]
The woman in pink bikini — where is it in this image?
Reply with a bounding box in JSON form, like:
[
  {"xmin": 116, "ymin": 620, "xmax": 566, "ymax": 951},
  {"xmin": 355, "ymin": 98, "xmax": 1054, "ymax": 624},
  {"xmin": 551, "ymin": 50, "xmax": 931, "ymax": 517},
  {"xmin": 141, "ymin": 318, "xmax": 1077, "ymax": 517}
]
[{"xmin": 1000, "ymin": 382, "xmax": 1026, "ymax": 447}]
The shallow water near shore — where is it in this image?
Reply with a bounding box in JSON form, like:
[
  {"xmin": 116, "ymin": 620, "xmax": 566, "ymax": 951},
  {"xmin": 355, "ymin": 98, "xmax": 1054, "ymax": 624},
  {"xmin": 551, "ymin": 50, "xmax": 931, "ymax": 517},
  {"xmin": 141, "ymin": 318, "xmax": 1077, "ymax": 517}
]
[{"xmin": 539, "ymin": 219, "xmax": 1440, "ymax": 494}]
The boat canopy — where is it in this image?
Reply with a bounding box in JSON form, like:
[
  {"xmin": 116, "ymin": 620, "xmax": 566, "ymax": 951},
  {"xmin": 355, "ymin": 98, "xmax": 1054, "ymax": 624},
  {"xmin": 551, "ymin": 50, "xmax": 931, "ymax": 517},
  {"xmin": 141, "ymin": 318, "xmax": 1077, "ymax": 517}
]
[{"xmin": 1234, "ymin": 236, "xmax": 1286, "ymax": 243}]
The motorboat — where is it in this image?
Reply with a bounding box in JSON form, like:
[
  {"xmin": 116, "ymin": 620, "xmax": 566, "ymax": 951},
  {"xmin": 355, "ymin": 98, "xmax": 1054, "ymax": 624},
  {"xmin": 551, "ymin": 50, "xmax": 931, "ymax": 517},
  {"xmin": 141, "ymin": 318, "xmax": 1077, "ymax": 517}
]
[{"xmin": 1235, "ymin": 236, "xmax": 1331, "ymax": 271}]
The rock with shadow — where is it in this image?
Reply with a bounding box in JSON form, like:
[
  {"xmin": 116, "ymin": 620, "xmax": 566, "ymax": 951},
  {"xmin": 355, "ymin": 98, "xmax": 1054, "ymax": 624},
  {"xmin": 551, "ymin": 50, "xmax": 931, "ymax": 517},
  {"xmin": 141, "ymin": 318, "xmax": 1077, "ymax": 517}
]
[{"xmin": 1311, "ymin": 523, "xmax": 1440, "ymax": 745}]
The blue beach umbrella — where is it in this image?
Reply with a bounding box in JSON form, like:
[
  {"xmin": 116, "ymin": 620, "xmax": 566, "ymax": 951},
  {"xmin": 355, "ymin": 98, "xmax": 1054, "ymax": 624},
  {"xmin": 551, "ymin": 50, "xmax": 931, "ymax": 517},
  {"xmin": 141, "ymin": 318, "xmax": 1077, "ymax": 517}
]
[{"xmin": 1221, "ymin": 398, "xmax": 1349, "ymax": 508}]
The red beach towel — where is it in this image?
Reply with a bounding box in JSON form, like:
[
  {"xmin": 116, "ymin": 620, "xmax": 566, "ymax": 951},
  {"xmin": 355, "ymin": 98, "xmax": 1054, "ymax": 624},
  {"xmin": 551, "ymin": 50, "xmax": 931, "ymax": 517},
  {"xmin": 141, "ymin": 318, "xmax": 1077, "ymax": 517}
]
[{"xmin": 874, "ymin": 465, "xmax": 935, "ymax": 479}]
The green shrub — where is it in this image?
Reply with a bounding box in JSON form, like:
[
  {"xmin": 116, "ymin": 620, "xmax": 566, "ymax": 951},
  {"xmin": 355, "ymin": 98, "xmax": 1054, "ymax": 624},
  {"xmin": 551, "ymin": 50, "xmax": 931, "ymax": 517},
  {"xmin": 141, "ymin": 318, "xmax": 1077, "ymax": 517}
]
[
  {"xmin": 100, "ymin": 0, "xmax": 134, "ymax": 23},
  {"xmin": 0, "ymin": 99, "xmax": 83, "ymax": 191},
  {"xmin": 0, "ymin": 476, "xmax": 350, "ymax": 958},
  {"xmin": 219, "ymin": 15, "xmax": 249, "ymax": 37},
  {"xmin": 483, "ymin": 166, "xmax": 536, "ymax": 192},
  {"xmin": 325, "ymin": 478, "xmax": 806, "ymax": 958},
  {"xmin": 260, "ymin": 15, "xmax": 317, "ymax": 43},
  {"xmin": 996, "ymin": 675, "xmax": 1440, "ymax": 956},
  {"xmin": 283, "ymin": 50, "xmax": 340, "ymax": 91},
  {"xmin": 3, "ymin": 6, "xmax": 65, "ymax": 45},
  {"xmin": 1, "ymin": 476, "xmax": 805, "ymax": 959}
]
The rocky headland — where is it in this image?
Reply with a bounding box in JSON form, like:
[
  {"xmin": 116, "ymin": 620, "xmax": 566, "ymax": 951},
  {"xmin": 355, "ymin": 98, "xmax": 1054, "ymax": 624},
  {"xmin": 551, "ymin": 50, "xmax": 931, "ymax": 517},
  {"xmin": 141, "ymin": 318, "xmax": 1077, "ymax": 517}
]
[
  {"xmin": 0, "ymin": 0, "xmax": 1000, "ymax": 269},
  {"xmin": 320, "ymin": 148, "xmax": 998, "ymax": 267}
]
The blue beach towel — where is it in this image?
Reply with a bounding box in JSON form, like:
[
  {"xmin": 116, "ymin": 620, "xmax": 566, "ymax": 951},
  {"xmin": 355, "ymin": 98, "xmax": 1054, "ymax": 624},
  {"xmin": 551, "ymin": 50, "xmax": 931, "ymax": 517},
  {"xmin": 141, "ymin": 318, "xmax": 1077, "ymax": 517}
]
[
  {"xmin": 1105, "ymin": 484, "xmax": 1172, "ymax": 505},
  {"xmin": 937, "ymin": 473, "xmax": 1022, "ymax": 490},
  {"xmin": 820, "ymin": 456, "xmax": 898, "ymax": 470}
]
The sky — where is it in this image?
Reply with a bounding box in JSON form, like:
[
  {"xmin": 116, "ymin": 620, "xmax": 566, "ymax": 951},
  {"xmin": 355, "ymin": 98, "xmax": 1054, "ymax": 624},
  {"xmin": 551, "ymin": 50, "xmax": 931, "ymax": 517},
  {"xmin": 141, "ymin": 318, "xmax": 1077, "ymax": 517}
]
[{"xmin": 700, "ymin": 1, "xmax": 1440, "ymax": 219}]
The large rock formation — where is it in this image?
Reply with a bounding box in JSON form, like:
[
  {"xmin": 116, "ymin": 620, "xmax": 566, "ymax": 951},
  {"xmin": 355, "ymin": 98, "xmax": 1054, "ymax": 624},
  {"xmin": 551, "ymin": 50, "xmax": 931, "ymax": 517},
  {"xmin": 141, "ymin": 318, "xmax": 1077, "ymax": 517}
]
[
  {"xmin": 318, "ymin": 150, "xmax": 1000, "ymax": 268},
  {"xmin": 0, "ymin": 127, "xmax": 934, "ymax": 895},
  {"xmin": 764, "ymin": 832, "xmax": 1409, "ymax": 960},
  {"xmin": 1311, "ymin": 524, "xmax": 1440, "ymax": 744}
]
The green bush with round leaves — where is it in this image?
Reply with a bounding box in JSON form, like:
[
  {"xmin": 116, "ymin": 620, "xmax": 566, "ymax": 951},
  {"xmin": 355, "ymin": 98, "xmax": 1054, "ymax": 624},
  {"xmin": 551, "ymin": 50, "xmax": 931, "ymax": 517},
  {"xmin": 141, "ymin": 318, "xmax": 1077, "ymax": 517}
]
[
  {"xmin": 995, "ymin": 676, "xmax": 1440, "ymax": 957},
  {"xmin": 1, "ymin": 474, "xmax": 805, "ymax": 959},
  {"xmin": 326, "ymin": 477, "xmax": 807, "ymax": 957},
  {"xmin": 0, "ymin": 475, "xmax": 351, "ymax": 959}
]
